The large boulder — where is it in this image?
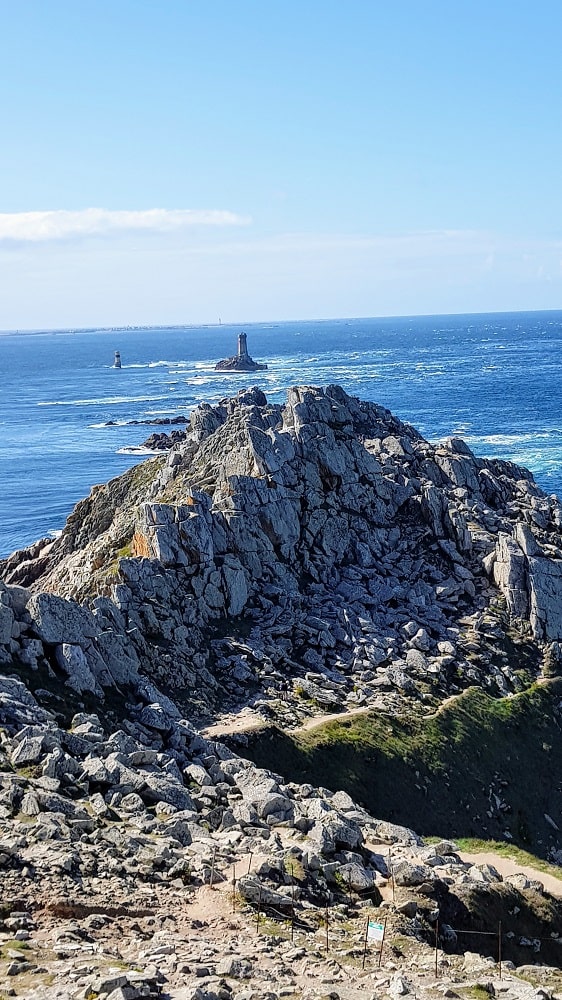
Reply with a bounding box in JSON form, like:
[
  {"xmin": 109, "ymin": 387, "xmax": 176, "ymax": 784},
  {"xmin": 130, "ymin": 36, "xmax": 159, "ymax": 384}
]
[{"xmin": 27, "ymin": 593, "xmax": 100, "ymax": 645}]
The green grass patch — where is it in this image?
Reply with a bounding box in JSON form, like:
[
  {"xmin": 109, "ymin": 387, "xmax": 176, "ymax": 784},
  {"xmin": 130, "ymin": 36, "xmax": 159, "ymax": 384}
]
[
  {"xmin": 2, "ymin": 940, "xmax": 29, "ymax": 952},
  {"xmin": 243, "ymin": 681, "xmax": 562, "ymax": 857}
]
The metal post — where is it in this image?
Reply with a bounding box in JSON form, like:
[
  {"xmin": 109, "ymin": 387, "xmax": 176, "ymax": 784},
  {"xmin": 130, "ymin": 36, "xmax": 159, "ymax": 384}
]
[
  {"xmin": 209, "ymin": 847, "xmax": 216, "ymax": 889},
  {"xmin": 498, "ymin": 920, "xmax": 502, "ymax": 979},
  {"xmin": 256, "ymin": 886, "xmax": 262, "ymax": 933},
  {"xmin": 290, "ymin": 865, "xmax": 296, "ymax": 942},
  {"xmin": 232, "ymin": 863, "xmax": 236, "ymax": 913},
  {"xmin": 247, "ymin": 851, "xmax": 253, "ymax": 875},
  {"xmin": 378, "ymin": 918, "xmax": 387, "ymax": 969},
  {"xmin": 435, "ymin": 920, "xmax": 439, "ymax": 979},
  {"xmin": 325, "ymin": 903, "xmax": 329, "ymax": 953},
  {"xmin": 362, "ymin": 916, "xmax": 370, "ymax": 969}
]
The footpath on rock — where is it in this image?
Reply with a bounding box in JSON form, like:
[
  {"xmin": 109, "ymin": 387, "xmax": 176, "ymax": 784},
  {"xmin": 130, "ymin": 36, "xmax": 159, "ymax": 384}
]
[
  {"xmin": 1, "ymin": 385, "xmax": 562, "ymax": 998},
  {"xmin": 457, "ymin": 849, "xmax": 562, "ymax": 898}
]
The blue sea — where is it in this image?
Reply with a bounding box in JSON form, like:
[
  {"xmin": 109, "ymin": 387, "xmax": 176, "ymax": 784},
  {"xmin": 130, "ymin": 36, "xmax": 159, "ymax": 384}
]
[{"xmin": 2, "ymin": 310, "xmax": 562, "ymax": 559}]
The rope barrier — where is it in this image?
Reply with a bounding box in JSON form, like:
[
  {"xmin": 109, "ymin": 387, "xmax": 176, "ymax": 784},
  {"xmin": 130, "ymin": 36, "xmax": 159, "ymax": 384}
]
[
  {"xmin": 212, "ymin": 865, "xmax": 562, "ymax": 953},
  {"xmin": 447, "ymin": 927, "xmax": 562, "ymax": 944}
]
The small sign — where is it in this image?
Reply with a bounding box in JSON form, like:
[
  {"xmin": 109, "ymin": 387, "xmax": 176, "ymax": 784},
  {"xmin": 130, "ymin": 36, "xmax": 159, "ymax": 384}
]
[{"xmin": 367, "ymin": 920, "xmax": 385, "ymax": 942}]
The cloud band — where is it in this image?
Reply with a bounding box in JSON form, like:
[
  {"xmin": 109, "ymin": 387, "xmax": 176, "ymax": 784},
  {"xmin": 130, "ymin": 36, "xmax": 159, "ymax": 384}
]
[{"xmin": 0, "ymin": 208, "xmax": 251, "ymax": 242}]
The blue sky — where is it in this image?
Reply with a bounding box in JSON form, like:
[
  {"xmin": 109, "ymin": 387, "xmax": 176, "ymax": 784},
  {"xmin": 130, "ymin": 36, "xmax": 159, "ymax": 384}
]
[{"xmin": 1, "ymin": 1, "xmax": 562, "ymax": 327}]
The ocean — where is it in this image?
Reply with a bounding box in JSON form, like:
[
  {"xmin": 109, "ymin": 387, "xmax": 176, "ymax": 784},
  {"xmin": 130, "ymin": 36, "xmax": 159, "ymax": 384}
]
[{"xmin": 2, "ymin": 310, "xmax": 562, "ymax": 559}]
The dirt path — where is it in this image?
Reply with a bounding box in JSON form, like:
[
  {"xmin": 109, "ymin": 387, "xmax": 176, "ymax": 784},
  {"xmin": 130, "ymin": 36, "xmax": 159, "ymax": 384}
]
[
  {"xmin": 294, "ymin": 705, "xmax": 370, "ymax": 733},
  {"xmin": 202, "ymin": 686, "xmax": 468, "ymax": 742},
  {"xmin": 202, "ymin": 704, "xmax": 373, "ymax": 740},
  {"xmin": 458, "ymin": 850, "xmax": 562, "ymax": 898},
  {"xmin": 202, "ymin": 709, "xmax": 270, "ymax": 739}
]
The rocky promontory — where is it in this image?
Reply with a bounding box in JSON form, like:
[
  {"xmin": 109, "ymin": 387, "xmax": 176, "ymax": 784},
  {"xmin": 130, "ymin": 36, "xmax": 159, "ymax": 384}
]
[{"xmin": 2, "ymin": 385, "xmax": 562, "ymax": 997}]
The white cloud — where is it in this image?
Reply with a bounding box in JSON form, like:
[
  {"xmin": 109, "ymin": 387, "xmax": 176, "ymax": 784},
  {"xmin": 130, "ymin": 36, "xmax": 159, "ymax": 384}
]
[{"xmin": 0, "ymin": 207, "xmax": 251, "ymax": 243}]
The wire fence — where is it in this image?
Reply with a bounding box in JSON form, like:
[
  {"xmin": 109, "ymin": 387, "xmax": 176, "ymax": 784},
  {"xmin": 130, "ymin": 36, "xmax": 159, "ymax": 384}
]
[{"xmin": 202, "ymin": 857, "xmax": 562, "ymax": 979}]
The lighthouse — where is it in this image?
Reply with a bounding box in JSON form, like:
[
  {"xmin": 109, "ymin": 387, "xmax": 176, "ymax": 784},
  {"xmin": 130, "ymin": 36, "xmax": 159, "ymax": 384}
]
[
  {"xmin": 114, "ymin": 351, "xmax": 122, "ymax": 369},
  {"xmin": 237, "ymin": 332, "xmax": 250, "ymax": 359},
  {"xmin": 214, "ymin": 332, "xmax": 268, "ymax": 372}
]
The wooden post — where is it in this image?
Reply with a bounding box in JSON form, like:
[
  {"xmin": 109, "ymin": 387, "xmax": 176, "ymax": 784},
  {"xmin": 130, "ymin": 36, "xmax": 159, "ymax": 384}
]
[
  {"xmin": 290, "ymin": 866, "xmax": 296, "ymax": 942},
  {"xmin": 348, "ymin": 869, "xmax": 352, "ymax": 905},
  {"xmin": 256, "ymin": 885, "xmax": 262, "ymax": 933},
  {"xmin": 378, "ymin": 918, "xmax": 387, "ymax": 969},
  {"xmin": 389, "ymin": 849, "xmax": 395, "ymax": 902},
  {"xmin": 209, "ymin": 847, "xmax": 216, "ymax": 889},
  {"xmin": 325, "ymin": 903, "xmax": 329, "ymax": 953},
  {"xmin": 362, "ymin": 916, "xmax": 370, "ymax": 969},
  {"xmin": 498, "ymin": 920, "xmax": 502, "ymax": 979},
  {"xmin": 434, "ymin": 920, "xmax": 439, "ymax": 979},
  {"xmin": 232, "ymin": 863, "xmax": 236, "ymax": 913}
]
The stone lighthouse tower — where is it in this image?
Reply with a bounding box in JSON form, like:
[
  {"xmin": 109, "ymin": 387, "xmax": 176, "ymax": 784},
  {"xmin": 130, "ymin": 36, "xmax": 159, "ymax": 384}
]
[
  {"xmin": 237, "ymin": 333, "xmax": 249, "ymax": 359},
  {"xmin": 214, "ymin": 332, "xmax": 268, "ymax": 372}
]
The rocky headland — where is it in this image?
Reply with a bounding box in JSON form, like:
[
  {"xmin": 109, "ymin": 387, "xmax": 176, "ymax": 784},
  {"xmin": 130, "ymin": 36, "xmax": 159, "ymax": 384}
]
[{"xmin": 2, "ymin": 385, "xmax": 562, "ymax": 999}]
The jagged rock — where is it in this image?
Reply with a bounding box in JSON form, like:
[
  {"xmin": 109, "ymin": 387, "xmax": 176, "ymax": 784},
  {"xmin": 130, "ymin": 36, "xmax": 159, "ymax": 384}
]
[
  {"xmin": 0, "ymin": 602, "xmax": 14, "ymax": 645},
  {"xmin": 55, "ymin": 643, "xmax": 102, "ymax": 695},
  {"xmin": 335, "ymin": 861, "xmax": 376, "ymax": 892},
  {"xmin": 237, "ymin": 876, "xmax": 293, "ymax": 909},
  {"xmin": 528, "ymin": 556, "xmax": 562, "ymax": 640},
  {"xmin": 493, "ymin": 534, "xmax": 530, "ymax": 620},
  {"xmin": 467, "ymin": 863, "xmax": 502, "ymax": 884},
  {"xmin": 307, "ymin": 801, "xmax": 363, "ymax": 853},
  {"xmin": 10, "ymin": 734, "xmax": 48, "ymax": 766},
  {"xmin": 27, "ymin": 592, "xmax": 100, "ymax": 644},
  {"xmin": 392, "ymin": 860, "xmax": 434, "ymax": 887}
]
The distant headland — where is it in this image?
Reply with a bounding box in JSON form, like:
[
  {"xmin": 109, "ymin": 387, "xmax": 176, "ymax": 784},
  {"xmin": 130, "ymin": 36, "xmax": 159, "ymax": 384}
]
[{"xmin": 214, "ymin": 332, "xmax": 268, "ymax": 372}]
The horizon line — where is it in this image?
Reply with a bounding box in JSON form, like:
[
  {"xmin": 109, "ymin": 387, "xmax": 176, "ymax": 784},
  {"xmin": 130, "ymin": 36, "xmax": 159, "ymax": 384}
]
[{"xmin": 1, "ymin": 305, "xmax": 562, "ymax": 337}]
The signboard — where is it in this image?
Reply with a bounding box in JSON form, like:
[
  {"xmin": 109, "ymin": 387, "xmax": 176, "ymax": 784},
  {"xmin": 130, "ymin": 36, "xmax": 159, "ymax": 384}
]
[{"xmin": 367, "ymin": 920, "xmax": 385, "ymax": 943}]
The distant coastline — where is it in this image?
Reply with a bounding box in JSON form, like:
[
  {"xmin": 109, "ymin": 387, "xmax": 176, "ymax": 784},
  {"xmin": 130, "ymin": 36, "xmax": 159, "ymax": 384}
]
[{"xmin": 2, "ymin": 307, "xmax": 562, "ymax": 337}]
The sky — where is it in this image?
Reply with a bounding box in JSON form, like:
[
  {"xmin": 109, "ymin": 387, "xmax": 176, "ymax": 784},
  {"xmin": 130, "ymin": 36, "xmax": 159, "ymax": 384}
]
[{"xmin": 1, "ymin": 0, "xmax": 562, "ymax": 328}]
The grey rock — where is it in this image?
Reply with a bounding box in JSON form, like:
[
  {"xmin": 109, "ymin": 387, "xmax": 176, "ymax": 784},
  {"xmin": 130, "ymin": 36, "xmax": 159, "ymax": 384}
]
[
  {"xmin": 0, "ymin": 603, "xmax": 14, "ymax": 645},
  {"xmin": 27, "ymin": 592, "xmax": 100, "ymax": 644},
  {"xmin": 55, "ymin": 643, "xmax": 101, "ymax": 695}
]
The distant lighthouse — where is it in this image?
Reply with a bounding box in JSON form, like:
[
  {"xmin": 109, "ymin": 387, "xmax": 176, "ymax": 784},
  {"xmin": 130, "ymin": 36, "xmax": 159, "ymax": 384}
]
[
  {"xmin": 237, "ymin": 332, "xmax": 249, "ymax": 359},
  {"xmin": 214, "ymin": 332, "xmax": 268, "ymax": 372},
  {"xmin": 114, "ymin": 351, "xmax": 122, "ymax": 369}
]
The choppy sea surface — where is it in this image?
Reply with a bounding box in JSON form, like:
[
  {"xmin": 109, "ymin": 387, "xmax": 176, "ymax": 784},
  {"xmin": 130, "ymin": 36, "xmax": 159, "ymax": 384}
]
[{"xmin": 2, "ymin": 310, "xmax": 562, "ymax": 558}]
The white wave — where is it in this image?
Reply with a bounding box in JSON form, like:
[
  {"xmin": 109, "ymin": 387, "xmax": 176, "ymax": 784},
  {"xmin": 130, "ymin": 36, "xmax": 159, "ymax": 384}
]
[
  {"xmin": 88, "ymin": 419, "xmax": 131, "ymax": 428},
  {"xmin": 184, "ymin": 376, "xmax": 228, "ymax": 386},
  {"xmin": 48, "ymin": 529, "xmax": 63, "ymax": 539},
  {"xmin": 126, "ymin": 360, "xmax": 191, "ymax": 369},
  {"xmin": 465, "ymin": 432, "xmax": 557, "ymax": 447},
  {"xmin": 116, "ymin": 446, "xmax": 168, "ymax": 456},
  {"xmin": 38, "ymin": 394, "xmax": 169, "ymax": 406},
  {"xmin": 143, "ymin": 407, "xmax": 191, "ymax": 415}
]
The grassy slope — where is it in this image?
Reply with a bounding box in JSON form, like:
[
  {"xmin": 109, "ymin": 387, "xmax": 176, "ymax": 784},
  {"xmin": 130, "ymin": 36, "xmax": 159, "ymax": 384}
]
[{"xmin": 242, "ymin": 681, "xmax": 562, "ymax": 858}]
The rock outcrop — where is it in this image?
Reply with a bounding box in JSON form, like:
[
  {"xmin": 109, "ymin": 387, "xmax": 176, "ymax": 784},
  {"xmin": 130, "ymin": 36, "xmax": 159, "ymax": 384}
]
[
  {"xmin": 2, "ymin": 386, "xmax": 562, "ymax": 994},
  {"xmin": 1, "ymin": 384, "xmax": 561, "ymax": 724}
]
